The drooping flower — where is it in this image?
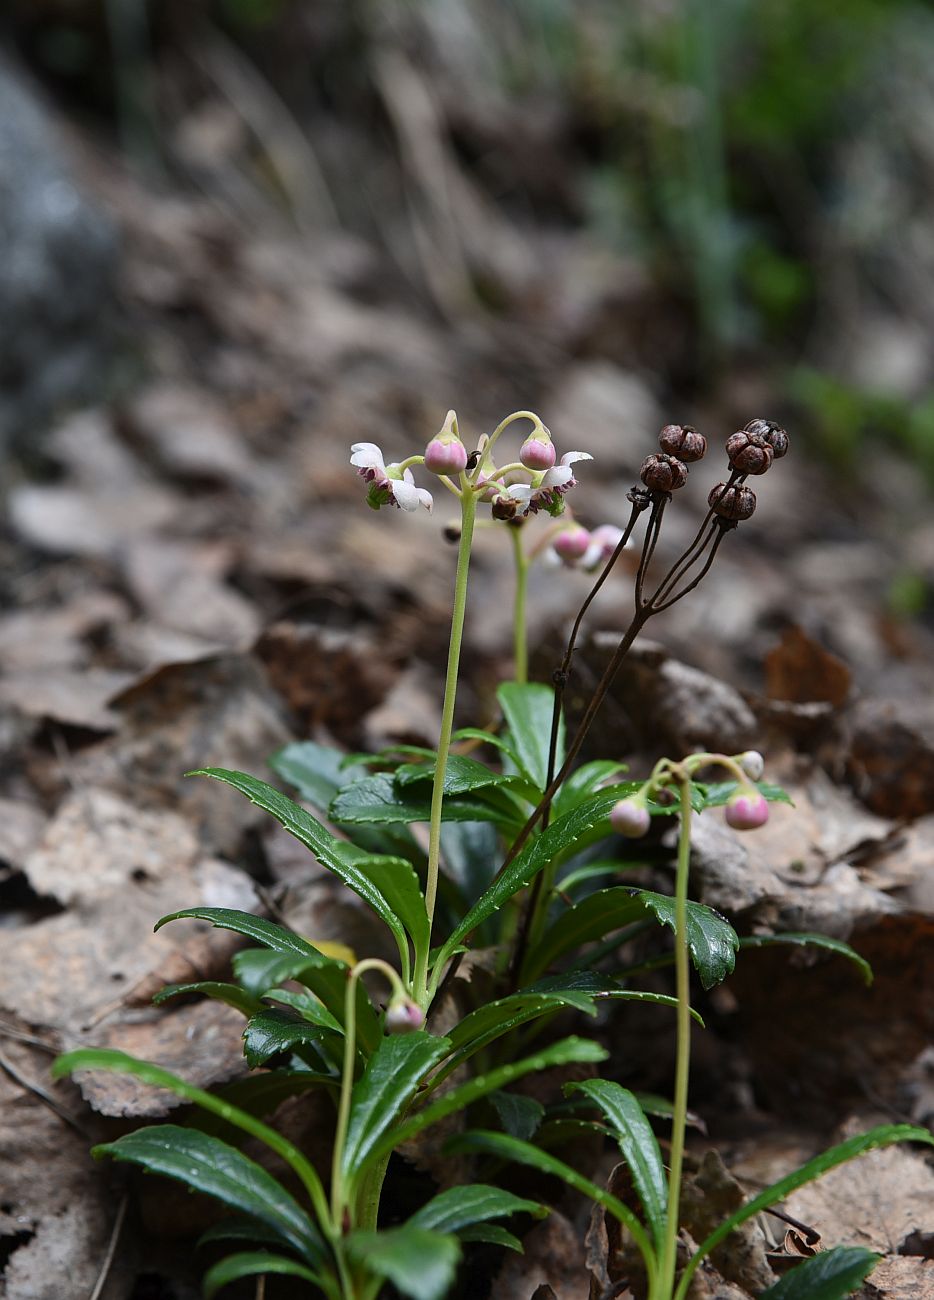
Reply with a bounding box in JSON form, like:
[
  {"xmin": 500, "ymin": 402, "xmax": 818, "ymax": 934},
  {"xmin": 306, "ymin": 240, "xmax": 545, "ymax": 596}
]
[
  {"xmin": 610, "ymin": 797, "xmax": 651, "ymax": 838},
  {"xmin": 725, "ymin": 788, "xmax": 769, "ymax": 831},
  {"xmin": 519, "ymin": 431, "xmax": 557, "ymax": 471},
  {"xmin": 736, "ymin": 750, "xmax": 765, "ymax": 782},
  {"xmin": 350, "ymin": 443, "xmax": 433, "ymax": 512},
  {"xmin": 424, "ymin": 409, "xmax": 469, "ymax": 476},
  {"xmin": 552, "ymin": 523, "xmax": 592, "ymax": 564},
  {"xmin": 385, "ymin": 996, "xmax": 425, "ymax": 1034},
  {"xmin": 580, "ymin": 523, "xmax": 625, "ymax": 572},
  {"xmin": 506, "ymin": 451, "xmax": 593, "ymax": 517}
]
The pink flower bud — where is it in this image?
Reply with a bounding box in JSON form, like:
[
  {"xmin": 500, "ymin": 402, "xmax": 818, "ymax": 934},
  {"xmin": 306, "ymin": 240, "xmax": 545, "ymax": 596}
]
[
  {"xmin": 737, "ymin": 750, "xmax": 764, "ymax": 781},
  {"xmin": 553, "ymin": 525, "xmax": 591, "ymax": 563},
  {"xmin": 610, "ymin": 798, "xmax": 651, "ymax": 838},
  {"xmin": 725, "ymin": 789, "xmax": 769, "ymax": 831},
  {"xmin": 519, "ymin": 435, "xmax": 557, "ymax": 471},
  {"xmin": 385, "ymin": 998, "xmax": 425, "ymax": 1035},
  {"xmin": 424, "ymin": 436, "xmax": 468, "ymax": 476}
]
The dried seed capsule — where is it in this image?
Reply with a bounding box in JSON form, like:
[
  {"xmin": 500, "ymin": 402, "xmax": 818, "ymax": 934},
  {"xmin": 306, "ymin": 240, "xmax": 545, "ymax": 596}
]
[
  {"xmin": 709, "ymin": 481, "xmax": 756, "ymax": 520},
  {"xmin": 744, "ymin": 418, "xmax": 789, "ymax": 459},
  {"xmin": 626, "ymin": 485, "xmax": 653, "ymax": 511},
  {"xmin": 641, "ymin": 452, "xmax": 688, "ymax": 492},
  {"xmin": 658, "ymin": 423, "xmax": 707, "ymax": 463},
  {"xmin": 725, "ymin": 430, "xmax": 774, "ymax": 476}
]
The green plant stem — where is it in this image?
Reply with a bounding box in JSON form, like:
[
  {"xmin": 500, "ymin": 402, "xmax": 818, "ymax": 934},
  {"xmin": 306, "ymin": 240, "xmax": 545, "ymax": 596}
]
[
  {"xmin": 509, "ymin": 525, "xmax": 529, "ymax": 685},
  {"xmin": 417, "ymin": 482, "xmax": 478, "ymax": 1002},
  {"xmin": 331, "ymin": 959, "xmax": 406, "ymax": 1225},
  {"xmin": 658, "ymin": 774, "xmax": 694, "ymax": 1297}
]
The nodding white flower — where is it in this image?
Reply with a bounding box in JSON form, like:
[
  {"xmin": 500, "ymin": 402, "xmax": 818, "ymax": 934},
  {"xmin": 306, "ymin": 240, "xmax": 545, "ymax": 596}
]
[
  {"xmin": 506, "ymin": 451, "xmax": 593, "ymax": 517},
  {"xmin": 552, "ymin": 524, "xmax": 592, "ymax": 565},
  {"xmin": 581, "ymin": 524, "xmax": 625, "ymax": 572},
  {"xmin": 350, "ymin": 442, "xmax": 433, "ymax": 512}
]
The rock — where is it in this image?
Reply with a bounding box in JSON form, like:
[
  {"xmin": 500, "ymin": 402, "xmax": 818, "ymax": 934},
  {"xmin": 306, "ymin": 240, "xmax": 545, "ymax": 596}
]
[{"xmin": 0, "ymin": 55, "xmax": 117, "ymax": 449}]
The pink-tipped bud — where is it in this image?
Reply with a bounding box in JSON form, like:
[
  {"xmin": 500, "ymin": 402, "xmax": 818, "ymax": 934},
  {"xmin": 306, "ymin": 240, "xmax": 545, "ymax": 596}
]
[
  {"xmin": 424, "ymin": 435, "xmax": 468, "ymax": 476},
  {"xmin": 520, "ymin": 434, "xmax": 557, "ymax": 471},
  {"xmin": 725, "ymin": 789, "xmax": 769, "ymax": 831},
  {"xmin": 737, "ymin": 750, "xmax": 764, "ymax": 782},
  {"xmin": 385, "ymin": 997, "xmax": 425, "ymax": 1035},
  {"xmin": 553, "ymin": 524, "xmax": 591, "ymax": 563},
  {"xmin": 610, "ymin": 798, "xmax": 651, "ymax": 838}
]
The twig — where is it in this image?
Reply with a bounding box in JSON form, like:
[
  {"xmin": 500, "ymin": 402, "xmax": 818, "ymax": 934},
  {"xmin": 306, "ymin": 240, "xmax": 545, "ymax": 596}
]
[
  {"xmin": 88, "ymin": 1194, "xmax": 129, "ymax": 1300},
  {"xmin": 0, "ymin": 1045, "xmax": 89, "ymax": 1137}
]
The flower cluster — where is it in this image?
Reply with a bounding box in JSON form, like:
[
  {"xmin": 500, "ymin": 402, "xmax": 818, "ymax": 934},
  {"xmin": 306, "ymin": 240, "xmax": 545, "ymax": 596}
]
[
  {"xmin": 610, "ymin": 749, "xmax": 771, "ymax": 838},
  {"xmin": 350, "ymin": 412, "xmax": 593, "ymax": 520}
]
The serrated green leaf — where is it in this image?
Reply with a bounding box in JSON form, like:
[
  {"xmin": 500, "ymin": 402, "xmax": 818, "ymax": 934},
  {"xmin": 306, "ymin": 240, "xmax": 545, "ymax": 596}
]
[
  {"xmin": 759, "ymin": 1246, "xmax": 881, "ymax": 1299},
  {"xmin": 439, "ymin": 819, "xmax": 500, "ymax": 904},
  {"xmin": 639, "ymin": 890, "xmax": 739, "ymax": 990},
  {"xmin": 152, "ymin": 981, "xmax": 261, "ymax": 1017},
  {"xmin": 567, "ymin": 1080, "xmax": 667, "ymax": 1252},
  {"xmin": 202, "ymin": 1251, "xmax": 324, "ymax": 1299},
  {"xmin": 156, "ymin": 906, "xmax": 320, "ymax": 959},
  {"xmin": 523, "ymin": 888, "xmax": 645, "ymax": 979},
  {"xmin": 451, "ymin": 726, "xmax": 521, "ymax": 767},
  {"xmin": 448, "ymin": 1129, "xmax": 655, "ymax": 1274},
  {"xmin": 52, "ymin": 1048, "xmax": 330, "ymax": 1233},
  {"xmin": 497, "ymin": 682, "xmax": 564, "ymax": 791},
  {"xmin": 408, "ymin": 1183, "xmax": 547, "ymax": 1234},
  {"xmin": 242, "ymin": 1008, "xmax": 338, "ymax": 1068},
  {"xmin": 330, "ymin": 772, "xmax": 515, "ymax": 829},
  {"xmin": 346, "ymin": 1227, "xmax": 460, "ymax": 1300},
  {"xmin": 437, "ymin": 990, "xmax": 596, "ymax": 1081},
  {"xmin": 676, "ymin": 1124, "xmax": 934, "ymax": 1299},
  {"xmin": 395, "ymin": 753, "xmax": 526, "ymax": 798},
  {"xmin": 436, "ymin": 786, "xmax": 633, "ymax": 968},
  {"xmin": 92, "ymin": 1126, "xmax": 323, "ymax": 1263},
  {"xmin": 739, "ymin": 933, "xmax": 873, "ymax": 985},
  {"xmin": 342, "ymin": 1032, "xmax": 450, "ymax": 1186},
  {"xmin": 187, "ymin": 770, "xmax": 428, "ymax": 971},
  {"xmin": 700, "ymin": 780, "xmax": 794, "ymax": 808},
  {"xmin": 365, "ymin": 1037, "xmax": 608, "ymax": 1172},
  {"xmin": 489, "ymin": 1092, "xmax": 545, "ymax": 1141}
]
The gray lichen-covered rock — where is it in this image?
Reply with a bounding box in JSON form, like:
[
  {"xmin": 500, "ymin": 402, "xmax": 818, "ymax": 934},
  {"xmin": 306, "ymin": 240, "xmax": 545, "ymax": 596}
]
[{"xmin": 0, "ymin": 56, "xmax": 117, "ymax": 448}]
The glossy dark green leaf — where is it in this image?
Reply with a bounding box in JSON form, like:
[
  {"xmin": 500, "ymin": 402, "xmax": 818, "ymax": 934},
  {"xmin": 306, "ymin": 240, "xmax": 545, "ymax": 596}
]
[
  {"xmin": 330, "ymin": 772, "xmax": 512, "ymax": 828},
  {"xmin": 242, "ymin": 1008, "xmax": 337, "ymax": 1068},
  {"xmin": 553, "ymin": 761, "xmax": 629, "ymax": 818},
  {"xmin": 346, "ymin": 1227, "xmax": 460, "ymax": 1300},
  {"xmin": 202, "ymin": 1251, "xmax": 324, "ymax": 1299},
  {"xmin": 639, "ymin": 890, "xmax": 739, "ymax": 990},
  {"xmin": 448, "ymin": 1129, "xmax": 655, "ymax": 1270},
  {"xmin": 156, "ymin": 906, "xmax": 321, "ymax": 960},
  {"xmin": 395, "ymin": 752, "xmax": 526, "ymax": 797},
  {"xmin": 91, "ymin": 1125, "xmax": 323, "ymax": 1263},
  {"xmin": 408, "ymin": 1183, "xmax": 547, "ymax": 1233},
  {"xmin": 436, "ymin": 786, "xmax": 632, "ymax": 967},
  {"xmin": 231, "ymin": 948, "xmax": 380, "ymax": 1057},
  {"xmin": 272, "ymin": 740, "xmax": 422, "ymax": 861},
  {"xmin": 439, "ymin": 819, "xmax": 501, "ymax": 902},
  {"xmin": 523, "ymin": 887, "xmax": 644, "ymax": 978},
  {"xmin": 489, "ymin": 1092, "xmax": 545, "ymax": 1141},
  {"xmin": 187, "ymin": 770, "xmax": 428, "ymax": 962},
  {"xmin": 341, "ymin": 1032, "xmax": 450, "ymax": 1185},
  {"xmin": 152, "ymin": 981, "xmax": 260, "ymax": 1017},
  {"xmin": 699, "ymin": 780, "xmax": 794, "ymax": 808},
  {"xmin": 759, "ymin": 1246, "xmax": 880, "ymax": 1299},
  {"xmin": 738, "ymin": 932, "xmax": 872, "ymax": 985},
  {"xmin": 439, "ymin": 990, "xmax": 596, "ymax": 1076},
  {"xmin": 52, "ymin": 1048, "xmax": 330, "ymax": 1233},
  {"xmin": 678, "ymin": 1124, "xmax": 934, "ymax": 1299},
  {"xmin": 451, "ymin": 726, "xmax": 521, "ymax": 767},
  {"xmin": 567, "ymin": 1080, "xmax": 667, "ymax": 1252},
  {"xmin": 368, "ymin": 1037, "xmax": 608, "ymax": 1169},
  {"xmin": 458, "ymin": 1223, "xmax": 523, "ymax": 1250},
  {"xmin": 197, "ymin": 1217, "xmax": 287, "ymax": 1249},
  {"xmin": 497, "ymin": 681, "xmax": 563, "ymax": 791}
]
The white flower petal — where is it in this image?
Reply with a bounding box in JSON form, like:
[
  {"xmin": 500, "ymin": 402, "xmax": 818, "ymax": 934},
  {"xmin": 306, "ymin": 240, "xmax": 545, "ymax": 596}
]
[
  {"xmin": 350, "ymin": 442, "xmax": 385, "ymax": 470},
  {"xmin": 506, "ymin": 484, "xmax": 535, "ymax": 502},
  {"xmin": 390, "ymin": 478, "xmax": 420, "ymax": 511},
  {"xmin": 541, "ymin": 466, "xmax": 573, "ymax": 489},
  {"xmin": 560, "ymin": 451, "xmax": 593, "ymax": 466},
  {"xmin": 414, "ymin": 487, "xmax": 433, "ymax": 511}
]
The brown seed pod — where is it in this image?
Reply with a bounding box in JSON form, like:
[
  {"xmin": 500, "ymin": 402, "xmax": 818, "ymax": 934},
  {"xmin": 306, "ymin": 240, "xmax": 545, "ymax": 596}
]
[
  {"xmin": 725, "ymin": 430, "xmax": 773, "ymax": 475},
  {"xmin": 491, "ymin": 494, "xmax": 518, "ymax": 521},
  {"xmin": 709, "ymin": 481, "xmax": 756, "ymax": 520},
  {"xmin": 658, "ymin": 423, "xmax": 707, "ymax": 463},
  {"xmin": 641, "ymin": 453, "xmax": 688, "ymax": 492},
  {"xmin": 744, "ymin": 417, "xmax": 789, "ymax": 458}
]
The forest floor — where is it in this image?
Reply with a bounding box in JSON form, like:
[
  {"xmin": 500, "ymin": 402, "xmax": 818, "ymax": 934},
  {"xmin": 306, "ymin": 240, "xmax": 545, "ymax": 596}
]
[{"xmin": 1, "ymin": 97, "xmax": 934, "ymax": 1300}]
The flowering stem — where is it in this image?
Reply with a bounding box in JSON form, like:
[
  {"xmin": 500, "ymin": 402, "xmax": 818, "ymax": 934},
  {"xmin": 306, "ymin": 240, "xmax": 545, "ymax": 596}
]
[
  {"xmin": 509, "ymin": 525, "xmax": 528, "ymax": 685},
  {"xmin": 658, "ymin": 773, "xmax": 694, "ymax": 1297},
  {"xmin": 416, "ymin": 481, "xmax": 478, "ymax": 1002},
  {"xmin": 331, "ymin": 958, "xmax": 408, "ymax": 1225},
  {"xmin": 479, "ymin": 411, "xmax": 544, "ymax": 466}
]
